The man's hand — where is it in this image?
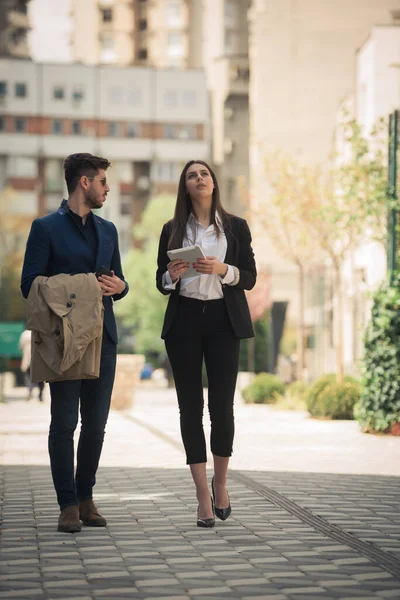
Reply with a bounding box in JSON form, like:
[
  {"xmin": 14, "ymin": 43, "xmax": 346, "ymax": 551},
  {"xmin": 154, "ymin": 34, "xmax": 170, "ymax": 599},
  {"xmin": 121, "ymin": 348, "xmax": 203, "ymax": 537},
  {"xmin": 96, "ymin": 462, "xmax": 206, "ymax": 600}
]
[
  {"xmin": 98, "ymin": 270, "xmax": 126, "ymax": 296},
  {"xmin": 193, "ymin": 257, "xmax": 228, "ymax": 277}
]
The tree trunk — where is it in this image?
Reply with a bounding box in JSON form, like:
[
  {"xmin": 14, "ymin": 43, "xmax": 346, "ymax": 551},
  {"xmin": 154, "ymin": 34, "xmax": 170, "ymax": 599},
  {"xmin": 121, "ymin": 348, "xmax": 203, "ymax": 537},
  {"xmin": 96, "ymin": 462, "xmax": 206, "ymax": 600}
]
[
  {"xmin": 334, "ymin": 262, "xmax": 344, "ymax": 383},
  {"xmin": 296, "ymin": 264, "xmax": 306, "ymax": 381}
]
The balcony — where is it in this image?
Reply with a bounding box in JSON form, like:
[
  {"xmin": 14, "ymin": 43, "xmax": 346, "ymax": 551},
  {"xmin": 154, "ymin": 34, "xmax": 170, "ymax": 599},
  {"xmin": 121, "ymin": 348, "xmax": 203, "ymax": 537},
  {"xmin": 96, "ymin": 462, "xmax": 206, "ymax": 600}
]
[
  {"xmin": 226, "ymin": 55, "xmax": 249, "ymax": 96},
  {"xmin": 8, "ymin": 10, "xmax": 30, "ymax": 30},
  {"xmin": 215, "ymin": 54, "xmax": 249, "ymax": 100}
]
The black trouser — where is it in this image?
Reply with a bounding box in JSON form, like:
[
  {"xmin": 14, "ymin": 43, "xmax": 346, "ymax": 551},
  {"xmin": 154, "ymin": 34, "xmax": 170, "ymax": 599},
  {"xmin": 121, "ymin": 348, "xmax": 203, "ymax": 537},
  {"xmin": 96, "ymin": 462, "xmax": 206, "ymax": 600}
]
[
  {"xmin": 48, "ymin": 328, "xmax": 117, "ymax": 510},
  {"xmin": 165, "ymin": 296, "xmax": 240, "ymax": 464}
]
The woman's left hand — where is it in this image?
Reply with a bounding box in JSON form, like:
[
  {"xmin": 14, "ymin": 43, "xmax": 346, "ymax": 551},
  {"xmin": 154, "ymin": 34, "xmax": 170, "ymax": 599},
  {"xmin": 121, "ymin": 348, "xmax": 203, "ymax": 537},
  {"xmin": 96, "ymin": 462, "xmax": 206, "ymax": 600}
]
[
  {"xmin": 193, "ymin": 256, "xmax": 228, "ymax": 277},
  {"xmin": 98, "ymin": 271, "xmax": 126, "ymax": 296}
]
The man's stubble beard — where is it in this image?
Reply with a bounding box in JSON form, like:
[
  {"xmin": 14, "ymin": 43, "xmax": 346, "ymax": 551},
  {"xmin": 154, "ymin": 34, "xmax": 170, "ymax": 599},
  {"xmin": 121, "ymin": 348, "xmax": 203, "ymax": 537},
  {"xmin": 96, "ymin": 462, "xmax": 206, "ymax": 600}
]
[{"xmin": 84, "ymin": 188, "xmax": 103, "ymax": 210}]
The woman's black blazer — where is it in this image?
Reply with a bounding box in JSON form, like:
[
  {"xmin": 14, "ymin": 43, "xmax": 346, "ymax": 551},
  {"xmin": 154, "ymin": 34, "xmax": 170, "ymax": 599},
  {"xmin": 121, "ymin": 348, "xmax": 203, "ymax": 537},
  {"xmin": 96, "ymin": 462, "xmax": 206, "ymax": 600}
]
[{"xmin": 156, "ymin": 215, "xmax": 257, "ymax": 340}]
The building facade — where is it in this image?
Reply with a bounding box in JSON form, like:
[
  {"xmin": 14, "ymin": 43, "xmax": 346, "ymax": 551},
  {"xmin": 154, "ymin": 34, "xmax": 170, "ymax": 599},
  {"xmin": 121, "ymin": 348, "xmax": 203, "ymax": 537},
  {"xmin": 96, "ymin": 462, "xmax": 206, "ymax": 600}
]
[
  {"xmin": 0, "ymin": 0, "xmax": 31, "ymax": 59},
  {"xmin": 0, "ymin": 58, "xmax": 209, "ymax": 254},
  {"xmin": 248, "ymin": 0, "xmax": 400, "ymax": 368},
  {"xmin": 71, "ymin": 0, "xmax": 203, "ymax": 70}
]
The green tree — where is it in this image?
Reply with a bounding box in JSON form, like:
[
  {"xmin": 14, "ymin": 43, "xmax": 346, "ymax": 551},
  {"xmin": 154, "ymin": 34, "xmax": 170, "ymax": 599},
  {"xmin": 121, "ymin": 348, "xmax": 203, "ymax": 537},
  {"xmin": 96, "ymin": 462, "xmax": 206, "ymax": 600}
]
[
  {"xmin": 257, "ymin": 115, "xmax": 387, "ymax": 382},
  {"xmin": 0, "ymin": 187, "xmax": 32, "ymax": 321},
  {"xmin": 115, "ymin": 194, "xmax": 175, "ymax": 357},
  {"xmin": 260, "ymin": 153, "xmax": 321, "ymax": 380}
]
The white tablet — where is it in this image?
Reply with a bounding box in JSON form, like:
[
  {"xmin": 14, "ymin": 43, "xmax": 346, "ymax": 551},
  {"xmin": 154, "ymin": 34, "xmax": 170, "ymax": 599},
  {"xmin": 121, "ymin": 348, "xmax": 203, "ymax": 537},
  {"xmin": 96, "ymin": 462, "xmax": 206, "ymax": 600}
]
[{"xmin": 167, "ymin": 244, "xmax": 206, "ymax": 279}]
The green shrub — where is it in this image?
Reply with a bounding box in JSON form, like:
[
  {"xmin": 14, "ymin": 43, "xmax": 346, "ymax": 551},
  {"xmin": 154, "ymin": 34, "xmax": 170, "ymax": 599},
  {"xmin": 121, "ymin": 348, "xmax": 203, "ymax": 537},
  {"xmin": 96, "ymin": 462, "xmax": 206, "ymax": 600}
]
[
  {"xmin": 274, "ymin": 380, "xmax": 309, "ymax": 411},
  {"xmin": 307, "ymin": 373, "xmax": 358, "ymax": 417},
  {"xmin": 242, "ymin": 372, "xmax": 285, "ymax": 404},
  {"xmin": 356, "ymin": 275, "xmax": 400, "ymax": 432},
  {"xmin": 309, "ymin": 380, "xmax": 360, "ymax": 419},
  {"xmin": 287, "ymin": 381, "xmax": 309, "ymax": 401}
]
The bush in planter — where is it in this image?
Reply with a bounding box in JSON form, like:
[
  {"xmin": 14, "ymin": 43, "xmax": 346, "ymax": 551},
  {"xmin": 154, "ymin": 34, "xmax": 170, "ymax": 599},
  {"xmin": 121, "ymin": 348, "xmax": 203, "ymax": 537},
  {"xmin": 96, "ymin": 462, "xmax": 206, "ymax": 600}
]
[
  {"xmin": 355, "ymin": 275, "xmax": 400, "ymax": 433},
  {"xmin": 274, "ymin": 380, "xmax": 309, "ymax": 410},
  {"xmin": 307, "ymin": 373, "xmax": 358, "ymax": 417},
  {"xmin": 308, "ymin": 380, "xmax": 360, "ymax": 419},
  {"xmin": 241, "ymin": 372, "xmax": 284, "ymax": 404}
]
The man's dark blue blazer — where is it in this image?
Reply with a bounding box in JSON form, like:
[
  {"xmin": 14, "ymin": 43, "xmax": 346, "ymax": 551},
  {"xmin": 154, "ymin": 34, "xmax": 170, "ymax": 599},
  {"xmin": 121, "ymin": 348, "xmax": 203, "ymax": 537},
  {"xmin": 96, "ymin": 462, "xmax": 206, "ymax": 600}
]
[{"xmin": 21, "ymin": 200, "xmax": 129, "ymax": 344}]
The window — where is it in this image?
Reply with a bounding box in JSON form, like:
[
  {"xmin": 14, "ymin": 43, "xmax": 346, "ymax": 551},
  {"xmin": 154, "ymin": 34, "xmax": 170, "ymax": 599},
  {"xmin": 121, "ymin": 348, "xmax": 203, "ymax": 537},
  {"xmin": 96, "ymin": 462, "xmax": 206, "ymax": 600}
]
[
  {"xmin": 108, "ymin": 121, "xmax": 120, "ymax": 137},
  {"xmin": 45, "ymin": 159, "xmax": 64, "ymax": 192},
  {"xmin": 224, "ymin": 30, "xmax": 236, "ymax": 55},
  {"xmin": 127, "ymin": 122, "xmax": 140, "ymax": 138},
  {"xmin": 224, "ymin": 0, "xmax": 235, "ymax": 27},
  {"xmin": 178, "ymin": 125, "xmax": 195, "ymax": 140},
  {"xmin": 52, "ymin": 119, "xmax": 63, "ymax": 135},
  {"xmin": 72, "ymin": 88, "xmax": 84, "ymax": 103},
  {"xmin": 0, "ymin": 117, "xmax": 4, "ymax": 132},
  {"xmin": 71, "ymin": 120, "xmax": 81, "ymax": 135},
  {"xmin": 53, "ymin": 86, "xmax": 65, "ymax": 100},
  {"xmin": 155, "ymin": 162, "xmax": 180, "ymax": 182},
  {"xmin": 14, "ymin": 118, "xmax": 25, "ymax": 133},
  {"xmin": 167, "ymin": 32, "xmax": 184, "ymax": 57},
  {"xmin": 11, "ymin": 28, "xmax": 26, "ymax": 46},
  {"xmin": 109, "ymin": 87, "xmax": 123, "ymax": 104},
  {"xmin": 164, "ymin": 90, "xmax": 178, "ymax": 107},
  {"xmin": 182, "ymin": 90, "xmax": 196, "ymax": 108},
  {"xmin": 0, "ymin": 81, "xmax": 7, "ymax": 97},
  {"xmin": 166, "ymin": 1, "xmax": 183, "ymax": 27},
  {"xmin": 15, "ymin": 83, "xmax": 27, "ymax": 98},
  {"xmin": 120, "ymin": 195, "xmax": 132, "ymax": 216},
  {"xmin": 139, "ymin": 19, "xmax": 147, "ymax": 31},
  {"xmin": 102, "ymin": 35, "xmax": 114, "ymax": 50},
  {"xmin": 8, "ymin": 156, "xmax": 37, "ymax": 177},
  {"xmin": 137, "ymin": 48, "xmax": 148, "ymax": 60},
  {"xmin": 127, "ymin": 88, "xmax": 141, "ymax": 106},
  {"xmin": 164, "ymin": 125, "xmax": 178, "ymax": 139},
  {"xmin": 102, "ymin": 8, "xmax": 113, "ymax": 22}
]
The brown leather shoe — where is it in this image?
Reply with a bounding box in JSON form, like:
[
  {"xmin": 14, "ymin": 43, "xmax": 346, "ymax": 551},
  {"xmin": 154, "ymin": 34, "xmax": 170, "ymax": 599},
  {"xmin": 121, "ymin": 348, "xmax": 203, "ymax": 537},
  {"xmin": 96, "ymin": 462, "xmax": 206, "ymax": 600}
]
[
  {"xmin": 79, "ymin": 499, "xmax": 107, "ymax": 527},
  {"xmin": 58, "ymin": 505, "xmax": 81, "ymax": 533}
]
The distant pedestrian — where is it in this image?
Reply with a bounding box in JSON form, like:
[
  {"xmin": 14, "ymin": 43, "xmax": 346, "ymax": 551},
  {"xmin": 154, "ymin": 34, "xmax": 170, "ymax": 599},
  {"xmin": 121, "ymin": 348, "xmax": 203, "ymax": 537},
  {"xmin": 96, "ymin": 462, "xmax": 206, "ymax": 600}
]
[
  {"xmin": 19, "ymin": 328, "xmax": 44, "ymax": 401},
  {"xmin": 156, "ymin": 160, "xmax": 257, "ymax": 527}
]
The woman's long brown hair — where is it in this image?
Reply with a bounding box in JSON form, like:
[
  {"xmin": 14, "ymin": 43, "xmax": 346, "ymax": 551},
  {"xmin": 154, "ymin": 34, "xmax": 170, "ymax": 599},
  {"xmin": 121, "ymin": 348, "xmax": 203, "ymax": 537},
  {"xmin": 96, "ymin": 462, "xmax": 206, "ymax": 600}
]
[{"xmin": 168, "ymin": 160, "xmax": 231, "ymax": 250}]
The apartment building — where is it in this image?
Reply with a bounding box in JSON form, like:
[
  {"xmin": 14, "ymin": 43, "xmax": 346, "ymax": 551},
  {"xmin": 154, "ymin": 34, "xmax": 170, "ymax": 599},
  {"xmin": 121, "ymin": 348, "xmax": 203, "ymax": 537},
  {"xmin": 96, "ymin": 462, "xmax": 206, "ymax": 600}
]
[
  {"xmin": 0, "ymin": 58, "xmax": 209, "ymax": 254},
  {"xmin": 0, "ymin": 0, "xmax": 31, "ymax": 59},
  {"xmin": 71, "ymin": 0, "xmax": 203, "ymax": 69},
  {"xmin": 203, "ymin": 0, "xmax": 251, "ymax": 216},
  {"xmin": 248, "ymin": 0, "xmax": 400, "ymax": 348}
]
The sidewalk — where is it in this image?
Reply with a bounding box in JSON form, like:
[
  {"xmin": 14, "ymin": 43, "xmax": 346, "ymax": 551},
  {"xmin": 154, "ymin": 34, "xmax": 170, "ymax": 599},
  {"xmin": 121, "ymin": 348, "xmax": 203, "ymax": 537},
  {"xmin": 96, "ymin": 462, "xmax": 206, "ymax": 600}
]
[{"xmin": 1, "ymin": 386, "xmax": 400, "ymax": 600}]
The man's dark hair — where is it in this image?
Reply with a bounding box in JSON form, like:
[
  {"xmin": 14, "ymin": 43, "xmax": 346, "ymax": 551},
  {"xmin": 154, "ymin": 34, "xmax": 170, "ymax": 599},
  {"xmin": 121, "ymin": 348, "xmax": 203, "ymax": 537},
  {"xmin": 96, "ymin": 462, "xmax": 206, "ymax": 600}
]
[{"xmin": 63, "ymin": 153, "xmax": 111, "ymax": 194}]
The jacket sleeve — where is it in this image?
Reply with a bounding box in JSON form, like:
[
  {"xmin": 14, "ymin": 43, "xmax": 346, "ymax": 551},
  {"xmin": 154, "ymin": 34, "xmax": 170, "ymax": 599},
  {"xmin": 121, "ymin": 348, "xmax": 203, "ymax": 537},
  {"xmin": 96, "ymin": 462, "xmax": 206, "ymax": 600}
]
[
  {"xmin": 21, "ymin": 219, "xmax": 50, "ymax": 299},
  {"xmin": 156, "ymin": 223, "xmax": 175, "ymax": 296},
  {"xmin": 110, "ymin": 222, "xmax": 129, "ymax": 301},
  {"xmin": 233, "ymin": 220, "xmax": 257, "ymax": 291}
]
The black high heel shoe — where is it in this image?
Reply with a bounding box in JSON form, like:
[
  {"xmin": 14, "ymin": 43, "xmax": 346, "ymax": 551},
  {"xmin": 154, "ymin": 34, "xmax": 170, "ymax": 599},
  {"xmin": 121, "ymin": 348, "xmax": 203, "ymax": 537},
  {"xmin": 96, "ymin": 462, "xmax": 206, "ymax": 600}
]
[
  {"xmin": 197, "ymin": 496, "xmax": 215, "ymax": 528},
  {"xmin": 211, "ymin": 476, "xmax": 232, "ymax": 521}
]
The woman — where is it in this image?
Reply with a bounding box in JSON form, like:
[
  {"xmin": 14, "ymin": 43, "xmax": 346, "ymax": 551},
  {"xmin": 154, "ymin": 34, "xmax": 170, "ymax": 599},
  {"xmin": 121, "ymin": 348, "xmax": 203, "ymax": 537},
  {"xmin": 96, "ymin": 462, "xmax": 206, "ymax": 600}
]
[{"xmin": 156, "ymin": 160, "xmax": 256, "ymax": 527}]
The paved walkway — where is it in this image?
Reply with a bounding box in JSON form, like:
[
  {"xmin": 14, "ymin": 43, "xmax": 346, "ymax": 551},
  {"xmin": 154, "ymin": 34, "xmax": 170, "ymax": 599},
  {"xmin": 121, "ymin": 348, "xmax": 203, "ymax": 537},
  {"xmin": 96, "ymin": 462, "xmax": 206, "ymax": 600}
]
[{"xmin": 1, "ymin": 386, "xmax": 400, "ymax": 600}]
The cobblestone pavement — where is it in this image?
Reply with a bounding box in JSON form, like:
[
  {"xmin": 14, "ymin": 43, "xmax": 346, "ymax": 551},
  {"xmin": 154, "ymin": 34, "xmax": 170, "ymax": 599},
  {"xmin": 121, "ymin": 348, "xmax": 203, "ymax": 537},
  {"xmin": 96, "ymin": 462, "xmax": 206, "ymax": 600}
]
[{"xmin": 1, "ymin": 386, "xmax": 400, "ymax": 600}]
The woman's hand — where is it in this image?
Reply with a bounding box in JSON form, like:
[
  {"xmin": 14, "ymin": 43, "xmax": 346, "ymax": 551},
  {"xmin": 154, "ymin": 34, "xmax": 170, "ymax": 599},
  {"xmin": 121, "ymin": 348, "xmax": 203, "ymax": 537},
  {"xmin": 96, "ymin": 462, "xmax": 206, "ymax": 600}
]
[
  {"xmin": 167, "ymin": 258, "xmax": 190, "ymax": 283},
  {"xmin": 193, "ymin": 257, "xmax": 228, "ymax": 277},
  {"xmin": 98, "ymin": 271, "xmax": 126, "ymax": 296}
]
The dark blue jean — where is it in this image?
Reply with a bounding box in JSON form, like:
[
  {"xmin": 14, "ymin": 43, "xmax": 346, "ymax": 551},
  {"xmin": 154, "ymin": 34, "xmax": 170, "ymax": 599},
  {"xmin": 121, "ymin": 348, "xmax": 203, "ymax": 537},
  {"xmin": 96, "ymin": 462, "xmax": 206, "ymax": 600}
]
[{"xmin": 48, "ymin": 329, "xmax": 117, "ymax": 510}]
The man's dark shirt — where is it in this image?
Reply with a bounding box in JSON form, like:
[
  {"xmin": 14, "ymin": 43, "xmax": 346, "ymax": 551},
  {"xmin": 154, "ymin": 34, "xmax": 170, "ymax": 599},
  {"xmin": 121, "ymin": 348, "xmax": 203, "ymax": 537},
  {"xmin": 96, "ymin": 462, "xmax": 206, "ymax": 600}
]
[{"xmin": 68, "ymin": 208, "xmax": 98, "ymax": 269}]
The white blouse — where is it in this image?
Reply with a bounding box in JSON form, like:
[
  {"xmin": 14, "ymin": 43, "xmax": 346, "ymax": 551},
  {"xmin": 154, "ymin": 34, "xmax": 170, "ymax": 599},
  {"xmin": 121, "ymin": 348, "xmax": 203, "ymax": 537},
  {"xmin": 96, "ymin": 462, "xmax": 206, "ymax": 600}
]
[{"xmin": 162, "ymin": 213, "xmax": 236, "ymax": 300}]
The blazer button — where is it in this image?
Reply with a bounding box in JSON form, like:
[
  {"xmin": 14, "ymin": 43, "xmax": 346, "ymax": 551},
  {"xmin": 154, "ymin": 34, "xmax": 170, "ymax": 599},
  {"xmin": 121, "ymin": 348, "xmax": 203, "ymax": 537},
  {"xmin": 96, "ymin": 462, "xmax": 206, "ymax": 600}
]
[
  {"xmin": 70, "ymin": 293, "xmax": 76, "ymax": 298},
  {"xmin": 66, "ymin": 301, "xmax": 73, "ymax": 308}
]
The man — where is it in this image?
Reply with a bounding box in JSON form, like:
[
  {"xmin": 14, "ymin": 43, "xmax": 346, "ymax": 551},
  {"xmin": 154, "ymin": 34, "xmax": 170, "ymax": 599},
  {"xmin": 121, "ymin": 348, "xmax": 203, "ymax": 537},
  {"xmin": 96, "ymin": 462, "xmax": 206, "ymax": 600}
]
[{"xmin": 21, "ymin": 153, "xmax": 129, "ymax": 533}]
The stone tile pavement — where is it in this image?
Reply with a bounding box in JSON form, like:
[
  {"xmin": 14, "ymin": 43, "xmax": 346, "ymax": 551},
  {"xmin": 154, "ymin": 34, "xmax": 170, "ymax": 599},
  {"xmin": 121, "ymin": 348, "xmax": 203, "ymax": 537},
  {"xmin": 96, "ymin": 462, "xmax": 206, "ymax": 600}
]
[{"xmin": 1, "ymin": 386, "xmax": 400, "ymax": 600}]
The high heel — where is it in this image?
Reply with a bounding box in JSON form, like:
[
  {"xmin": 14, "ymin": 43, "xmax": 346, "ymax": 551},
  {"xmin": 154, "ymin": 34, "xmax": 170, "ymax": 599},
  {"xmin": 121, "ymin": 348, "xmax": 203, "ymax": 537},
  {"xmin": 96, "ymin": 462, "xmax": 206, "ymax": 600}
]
[
  {"xmin": 211, "ymin": 476, "xmax": 232, "ymax": 521},
  {"xmin": 197, "ymin": 496, "xmax": 215, "ymax": 528}
]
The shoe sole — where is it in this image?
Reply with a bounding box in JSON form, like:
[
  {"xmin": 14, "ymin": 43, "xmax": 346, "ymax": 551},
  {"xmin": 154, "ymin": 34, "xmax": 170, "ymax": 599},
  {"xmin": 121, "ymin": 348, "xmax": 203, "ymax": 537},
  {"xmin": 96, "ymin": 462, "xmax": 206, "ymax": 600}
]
[
  {"xmin": 80, "ymin": 520, "xmax": 107, "ymax": 527},
  {"xmin": 57, "ymin": 525, "xmax": 81, "ymax": 533}
]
